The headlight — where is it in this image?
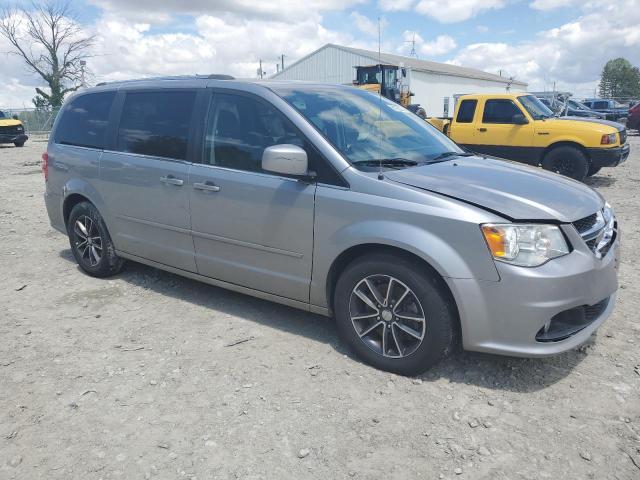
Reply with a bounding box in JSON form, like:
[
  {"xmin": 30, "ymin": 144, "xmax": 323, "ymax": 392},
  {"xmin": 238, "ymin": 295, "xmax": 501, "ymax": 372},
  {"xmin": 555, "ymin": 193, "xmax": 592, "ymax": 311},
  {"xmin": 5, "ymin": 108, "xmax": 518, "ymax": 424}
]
[
  {"xmin": 600, "ymin": 133, "xmax": 617, "ymax": 145},
  {"xmin": 481, "ymin": 224, "xmax": 570, "ymax": 267}
]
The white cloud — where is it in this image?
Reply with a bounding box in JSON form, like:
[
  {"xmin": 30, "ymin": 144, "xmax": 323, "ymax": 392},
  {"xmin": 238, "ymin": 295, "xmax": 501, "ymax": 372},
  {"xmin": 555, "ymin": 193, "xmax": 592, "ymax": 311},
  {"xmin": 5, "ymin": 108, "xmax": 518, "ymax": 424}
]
[
  {"xmin": 477, "ymin": 25, "xmax": 489, "ymax": 33},
  {"xmin": 449, "ymin": 0, "xmax": 640, "ymax": 97},
  {"xmin": 529, "ymin": 0, "xmax": 578, "ymax": 11},
  {"xmin": 415, "ymin": 0, "xmax": 506, "ymax": 23},
  {"xmin": 419, "ymin": 35, "xmax": 457, "ymax": 56},
  {"xmin": 378, "ymin": 0, "xmax": 415, "ymax": 11},
  {"xmin": 90, "ymin": 0, "xmax": 365, "ymax": 22},
  {"xmin": 350, "ymin": 12, "xmax": 387, "ymax": 37}
]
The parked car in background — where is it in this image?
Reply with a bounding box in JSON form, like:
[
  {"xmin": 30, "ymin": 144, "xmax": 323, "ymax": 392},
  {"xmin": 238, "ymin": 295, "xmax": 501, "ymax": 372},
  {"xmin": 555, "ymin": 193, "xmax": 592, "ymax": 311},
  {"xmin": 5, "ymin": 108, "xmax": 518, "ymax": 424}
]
[
  {"xmin": 582, "ymin": 99, "xmax": 629, "ymax": 122},
  {"xmin": 537, "ymin": 97, "xmax": 606, "ymax": 119},
  {"xmin": 0, "ymin": 110, "xmax": 28, "ymax": 147},
  {"xmin": 627, "ymin": 101, "xmax": 640, "ymax": 132},
  {"xmin": 43, "ymin": 77, "xmax": 620, "ymax": 375},
  {"xmin": 427, "ymin": 93, "xmax": 629, "ymax": 181}
]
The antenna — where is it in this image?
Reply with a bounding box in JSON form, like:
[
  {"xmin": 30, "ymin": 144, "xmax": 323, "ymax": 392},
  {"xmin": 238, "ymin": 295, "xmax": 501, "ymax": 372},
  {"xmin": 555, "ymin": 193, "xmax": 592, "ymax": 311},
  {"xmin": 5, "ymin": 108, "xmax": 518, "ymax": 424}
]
[
  {"xmin": 405, "ymin": 33, "xmax": 418, "ymax": 58},
  {"xmin": 377, "ymin": 16, "xmax": 384, "ymax": 181}
]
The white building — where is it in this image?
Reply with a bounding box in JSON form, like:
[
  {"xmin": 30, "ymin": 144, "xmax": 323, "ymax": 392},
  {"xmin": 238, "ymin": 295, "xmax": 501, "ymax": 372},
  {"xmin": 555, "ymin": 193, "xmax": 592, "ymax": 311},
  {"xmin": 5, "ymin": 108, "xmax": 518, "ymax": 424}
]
[{"xmin": 271, "ymin": 44, "xmax": 528, "ymax": 117}]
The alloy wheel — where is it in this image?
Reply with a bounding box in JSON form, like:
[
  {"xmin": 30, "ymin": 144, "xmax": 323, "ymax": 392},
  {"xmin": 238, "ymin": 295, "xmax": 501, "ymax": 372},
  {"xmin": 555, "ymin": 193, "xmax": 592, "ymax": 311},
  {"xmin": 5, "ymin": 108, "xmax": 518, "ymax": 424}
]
[
  {"xmin": 73, "ymin": 215, "xmax": 103, "ymax": 267},
  {"xmin": 349, "ymin": 274, "xmax": 426, "ymax": 358}
]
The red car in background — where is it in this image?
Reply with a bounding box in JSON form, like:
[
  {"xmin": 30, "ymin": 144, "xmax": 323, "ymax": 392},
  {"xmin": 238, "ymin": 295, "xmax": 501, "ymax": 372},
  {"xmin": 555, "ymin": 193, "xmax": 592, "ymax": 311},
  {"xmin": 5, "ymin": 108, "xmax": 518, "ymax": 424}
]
[{"xmin": 628, "ymin": 101, "xmax": 640, "ymax": 132}]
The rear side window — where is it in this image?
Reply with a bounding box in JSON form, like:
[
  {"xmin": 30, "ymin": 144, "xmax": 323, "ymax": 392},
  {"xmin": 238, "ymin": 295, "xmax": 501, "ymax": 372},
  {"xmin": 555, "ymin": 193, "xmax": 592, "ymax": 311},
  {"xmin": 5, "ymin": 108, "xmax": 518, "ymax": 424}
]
[
  {"xmin": 117, "ymin": 90, "xmax": 196, "ymax": 160},
  {"xmin": 456, "ymin": 100, "xmax": 477, "ymax": 123},
  {"xmin": 593, "ymin": 101, "xmax": 608, "ymax": 109},
  {"xmin": 55, "ymin": 91, "xmax": 115, "ymax": 149},
  {"xmin": 482, "ymin": 99, "xmax": 522, "ymax": 124}
]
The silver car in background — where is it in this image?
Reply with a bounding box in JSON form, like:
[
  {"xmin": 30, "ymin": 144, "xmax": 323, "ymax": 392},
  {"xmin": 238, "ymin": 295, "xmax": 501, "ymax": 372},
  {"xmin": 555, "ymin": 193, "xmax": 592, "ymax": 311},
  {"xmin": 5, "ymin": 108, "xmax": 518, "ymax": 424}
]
[{"xmin": 43, "ymin": 76, "xmax": 619, "ymax": 375}]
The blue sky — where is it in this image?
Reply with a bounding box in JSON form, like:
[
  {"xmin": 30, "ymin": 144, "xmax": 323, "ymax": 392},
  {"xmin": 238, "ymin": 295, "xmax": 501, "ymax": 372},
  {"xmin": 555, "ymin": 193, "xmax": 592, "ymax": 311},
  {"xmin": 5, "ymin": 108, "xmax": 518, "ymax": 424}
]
[{"xmin": 1, "ymin": 0, "xmax": 638, "ymax": 107}]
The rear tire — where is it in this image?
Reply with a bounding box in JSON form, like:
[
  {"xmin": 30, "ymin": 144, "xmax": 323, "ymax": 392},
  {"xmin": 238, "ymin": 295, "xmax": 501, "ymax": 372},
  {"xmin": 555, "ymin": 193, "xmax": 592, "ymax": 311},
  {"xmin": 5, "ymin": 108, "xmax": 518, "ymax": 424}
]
[
  {"xmin": 67, "ymin": 202, "xmax": 123, "ymax": 278},
  {"xmin": 541, "ymin": 146, "xmax": 589, "ymax": 181},
  {"xmin": 14, "ymin": 141, "xmax": 25, "ymax": 147},
  {"xmin": 334, "ymin": 253, "xmax": 457, "ymax": 376}
]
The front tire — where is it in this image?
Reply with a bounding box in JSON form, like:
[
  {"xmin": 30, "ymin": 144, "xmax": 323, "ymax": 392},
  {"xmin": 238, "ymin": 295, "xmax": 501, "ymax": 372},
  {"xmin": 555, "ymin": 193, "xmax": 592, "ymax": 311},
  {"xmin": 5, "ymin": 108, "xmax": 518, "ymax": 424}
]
[
  {"xmin": 541, "ymin": 146, "xmax": 589, "ymax": 181},
  {"xmin": 587, "ymin": 165, "xmax": 602, "ymax": 177},
  {"xmin": 334, "ymin": 253, "xmax": 457, "ymax": 376},
  {"xmin": 67, "ymin": 202, "xmax": 123, "ymax": 278},
  {"xmin": 14, "ymin": 141, "xmax": 25, "ymax": 147}
]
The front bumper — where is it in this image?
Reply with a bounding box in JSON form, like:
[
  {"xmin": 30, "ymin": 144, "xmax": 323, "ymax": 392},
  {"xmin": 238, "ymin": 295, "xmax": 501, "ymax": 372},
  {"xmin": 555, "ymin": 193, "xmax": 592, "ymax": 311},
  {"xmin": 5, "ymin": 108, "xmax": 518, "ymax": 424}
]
[
  {"xmin": 588, "ymin": 144, "xmax": 630, "ymax": 168},
  {"xmin": 0, "ymin": 133, "xmax": 28, "ymax": 144},
  {"xmin": 447, "ymin": 223, "xmax": 620, "ymax": 357}
]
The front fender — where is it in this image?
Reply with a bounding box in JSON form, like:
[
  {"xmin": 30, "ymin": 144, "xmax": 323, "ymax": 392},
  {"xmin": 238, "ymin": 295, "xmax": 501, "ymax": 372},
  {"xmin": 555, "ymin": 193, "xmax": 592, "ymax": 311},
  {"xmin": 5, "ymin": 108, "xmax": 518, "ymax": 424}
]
[{"xmin": 310, "ymin": 218, "xmax": 500, "ymax": 308}]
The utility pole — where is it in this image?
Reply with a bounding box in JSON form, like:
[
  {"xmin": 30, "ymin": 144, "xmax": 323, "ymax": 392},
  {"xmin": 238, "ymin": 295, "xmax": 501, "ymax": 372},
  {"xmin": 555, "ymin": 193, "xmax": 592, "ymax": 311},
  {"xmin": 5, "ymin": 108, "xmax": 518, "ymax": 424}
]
[
  {"xmin": 258, "ymin": 59, "xmax": 264, "ymax": 79},
  {"xmin": 405, "ymin": 33, "xmax": 417, "ymax": 58},
  {"xmin": 281, "ymin": 54, "xmax": 285, "ymax": 72},
  {"xmin": 80, "ymin": 60, "xmax": 87, "ymax": 88}
]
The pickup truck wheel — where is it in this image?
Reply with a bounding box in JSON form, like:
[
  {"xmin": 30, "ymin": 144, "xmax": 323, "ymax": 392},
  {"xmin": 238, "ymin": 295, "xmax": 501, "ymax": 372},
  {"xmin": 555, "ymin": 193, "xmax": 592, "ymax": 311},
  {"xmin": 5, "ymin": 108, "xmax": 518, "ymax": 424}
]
[
  {"xmin": 541, "ymin": 146, "xmax": 589, "ymax": 181},
  {"xmin": 334, "ymin": 253, "xmax": 457, "ymax": 376},
  {"xmin": 14, "ymin": 141, "xmax": 25, "ymax": 147},
  {"xmin": 67, "ymin": 201, "xmax": 124, "ymax": 278}
]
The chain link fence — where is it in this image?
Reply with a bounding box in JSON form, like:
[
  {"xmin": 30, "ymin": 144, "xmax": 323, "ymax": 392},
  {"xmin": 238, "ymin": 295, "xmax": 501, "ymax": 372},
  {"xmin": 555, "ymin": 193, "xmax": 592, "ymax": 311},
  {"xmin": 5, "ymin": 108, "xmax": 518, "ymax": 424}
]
[{"xmin": 3, "ymin": 107, "xmax": 61, "ymax": 136}]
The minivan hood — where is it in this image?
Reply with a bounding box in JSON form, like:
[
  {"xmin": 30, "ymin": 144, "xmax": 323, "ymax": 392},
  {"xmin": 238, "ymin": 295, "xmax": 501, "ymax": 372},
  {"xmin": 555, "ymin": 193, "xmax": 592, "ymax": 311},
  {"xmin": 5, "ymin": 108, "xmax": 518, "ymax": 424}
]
[{"xmin": 385, "ymin": 156, "xmax": 604, "ymax": 222}]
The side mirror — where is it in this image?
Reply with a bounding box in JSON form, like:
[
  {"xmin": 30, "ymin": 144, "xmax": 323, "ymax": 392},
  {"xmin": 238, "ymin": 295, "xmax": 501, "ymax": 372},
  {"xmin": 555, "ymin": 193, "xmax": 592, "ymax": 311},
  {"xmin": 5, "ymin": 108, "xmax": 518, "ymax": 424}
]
[
  {"xmin": 262, "ymin": 144, "xmax": 309, "ymax": 176},
  {"xmin": 12, "ymin": 114, "xmax": 18, "ymax": 120},
  {"xmin": 512, "ymin": 113, "xmax": 529, "ymax": 125}
]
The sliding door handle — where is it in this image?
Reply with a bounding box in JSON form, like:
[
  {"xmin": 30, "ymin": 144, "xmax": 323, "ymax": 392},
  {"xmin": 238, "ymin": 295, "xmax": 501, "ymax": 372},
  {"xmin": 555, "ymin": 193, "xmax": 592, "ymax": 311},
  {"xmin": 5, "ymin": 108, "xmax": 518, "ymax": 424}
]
[
  {"xmin": 160, "ymin": 175, "xmax": 184, "ymax": 186},
  {"xmin": 193, "ymin": 181, "xmax": 221, "ymax": 192}
]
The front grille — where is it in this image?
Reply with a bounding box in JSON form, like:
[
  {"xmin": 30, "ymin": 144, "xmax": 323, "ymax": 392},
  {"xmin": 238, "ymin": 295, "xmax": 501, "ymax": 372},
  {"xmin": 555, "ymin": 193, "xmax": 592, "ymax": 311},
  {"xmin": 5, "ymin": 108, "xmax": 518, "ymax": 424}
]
[
  {"xmin": 572, "ymin": 213, "xmax": 598, "ymax": 234},
  {"xmin": 619, "ymin": 129, "xmax": 627, "ymax": 145},
  {"xmin": 584, "ymin": 297, "xmax": 610, "ymax": 321},
  {"xmin": 572, "ymin": 210, "xmax": 616, "ymax": 258},
  {"xmin": 0, "ymin": 125, "xmax": 22, "ymax": 135}
]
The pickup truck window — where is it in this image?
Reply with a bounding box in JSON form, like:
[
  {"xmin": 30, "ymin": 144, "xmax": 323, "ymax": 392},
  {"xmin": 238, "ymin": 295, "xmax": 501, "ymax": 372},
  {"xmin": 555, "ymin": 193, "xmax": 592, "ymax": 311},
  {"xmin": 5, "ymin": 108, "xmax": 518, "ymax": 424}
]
[
  {"xmin": 593, "ymin": 101, "xmax": 609, "ymax": 109},
  {"xmin": 482, "ymin": 99, "xmax": 523, "ymax": 124},
  {"xmin": 456, "ymin": 100, "xmax": 477, "ymax": 123},
  {"xmin": 518, "ymin": 95, "xmax": 553, "ymax": 120}
]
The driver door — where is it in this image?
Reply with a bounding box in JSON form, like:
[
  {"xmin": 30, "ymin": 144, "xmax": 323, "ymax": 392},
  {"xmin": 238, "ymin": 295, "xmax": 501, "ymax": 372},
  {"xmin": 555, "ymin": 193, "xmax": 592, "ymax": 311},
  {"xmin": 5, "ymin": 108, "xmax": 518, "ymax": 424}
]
[
  {"xmin": 471, "ymin": 98, "xmax": 535, "ymax": 164},
  {"xmin": 188, "ymin": 91, "xmax": 316, "ymax": 302}
]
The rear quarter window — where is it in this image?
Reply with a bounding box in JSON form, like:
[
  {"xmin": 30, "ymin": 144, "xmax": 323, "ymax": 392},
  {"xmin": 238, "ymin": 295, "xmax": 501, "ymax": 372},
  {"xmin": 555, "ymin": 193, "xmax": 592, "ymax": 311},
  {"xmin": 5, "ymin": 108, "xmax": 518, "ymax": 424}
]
[
  {"xmin": 456, "ymin": 100, "xmax": 477, "ymax": 123},
  {"xmin": 55, "ymin": 91, "xmax": 116, "ymax": 149}
]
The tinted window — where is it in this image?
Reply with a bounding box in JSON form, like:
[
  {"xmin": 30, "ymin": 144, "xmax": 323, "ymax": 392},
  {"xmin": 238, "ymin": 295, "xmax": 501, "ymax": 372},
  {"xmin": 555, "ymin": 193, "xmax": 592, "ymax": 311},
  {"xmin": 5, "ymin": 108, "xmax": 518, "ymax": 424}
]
[
  {"xmin": 482, "ymin": 99, "xmax": 523, "ymax": 124},
  {"xmin": 55, "ymin": 92, "xmax": 115, "ymax": 149},
  {"xmin": 203, "ymin": 93, "xmax": 343, "ymax": 185},
  {"xmin": 593, "ymin": 101, "xmax": 608, "ymax": 109},
  {"xmin": 117, "ymin": 90, "xmax": 196, "ymax": 160},
  {"xmin": 456, "ymin": 100, "xmax": 477, "ymax": 123}
]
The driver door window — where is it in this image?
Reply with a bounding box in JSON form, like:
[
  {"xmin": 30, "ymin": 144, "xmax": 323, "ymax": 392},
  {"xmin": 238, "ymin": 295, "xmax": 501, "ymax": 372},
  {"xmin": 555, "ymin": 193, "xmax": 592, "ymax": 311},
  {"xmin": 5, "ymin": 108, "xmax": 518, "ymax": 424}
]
[
  {"xmin": 203, "ymin": 93, "xmax": 304, "ymax": 172},
  {"xmin": 482, "ymin": 99, "xmax": 523, "ymax": 124}
]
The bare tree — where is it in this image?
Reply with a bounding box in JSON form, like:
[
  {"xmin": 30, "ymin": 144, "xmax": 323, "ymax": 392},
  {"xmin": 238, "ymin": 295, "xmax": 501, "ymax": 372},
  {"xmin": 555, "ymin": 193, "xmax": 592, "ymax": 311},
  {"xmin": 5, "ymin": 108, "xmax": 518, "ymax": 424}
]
[{"xmin": 0, "ymin": 1, "xmax": 95, "ymax": 107}]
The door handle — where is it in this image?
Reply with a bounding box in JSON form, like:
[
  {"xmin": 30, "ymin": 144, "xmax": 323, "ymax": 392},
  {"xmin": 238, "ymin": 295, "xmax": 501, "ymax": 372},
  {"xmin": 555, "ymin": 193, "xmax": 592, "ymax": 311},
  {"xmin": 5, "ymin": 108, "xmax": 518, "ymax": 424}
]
[
  {"xmin": 193, "ymin": 181, "xmax": 221, "ymax": 192},
  {"xmin": 478, "ymin": 127, "xmax": 487, "ymax": 132},
  {"xmin": 160, "ymin": 175, "xmax": 184, "ymax": 186}
]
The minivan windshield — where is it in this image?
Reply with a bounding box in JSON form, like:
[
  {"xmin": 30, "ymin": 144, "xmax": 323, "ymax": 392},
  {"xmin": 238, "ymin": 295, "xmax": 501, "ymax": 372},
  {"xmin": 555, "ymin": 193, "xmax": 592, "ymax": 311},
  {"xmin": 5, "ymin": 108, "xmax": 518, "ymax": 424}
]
[
  {"xmin": 518, "ymin": 95, "xmax": 554, "ymax": 119},
  {"xmin": 273, "ymin": 86, "xmax": 464, "ymax": 168}
]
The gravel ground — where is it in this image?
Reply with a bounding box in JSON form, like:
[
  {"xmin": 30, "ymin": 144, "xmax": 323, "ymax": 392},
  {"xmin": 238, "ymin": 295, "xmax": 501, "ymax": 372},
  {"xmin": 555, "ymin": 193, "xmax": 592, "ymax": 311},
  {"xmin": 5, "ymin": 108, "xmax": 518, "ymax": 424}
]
[{"xmin": 1, "ymin": 134, "xmax": 639, "ymax": 480}]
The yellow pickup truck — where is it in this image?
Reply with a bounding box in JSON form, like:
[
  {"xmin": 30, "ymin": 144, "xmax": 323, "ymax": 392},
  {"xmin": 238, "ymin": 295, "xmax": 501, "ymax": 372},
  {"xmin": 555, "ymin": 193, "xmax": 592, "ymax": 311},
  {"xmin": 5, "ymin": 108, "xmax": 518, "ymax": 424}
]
[
  {"xmin": 0, "ymin": 110, "xmax": 28, "ymax": 147},
  {"xmin": 427, "ymin": 93, "xmax": 629, "ymax": 181}
]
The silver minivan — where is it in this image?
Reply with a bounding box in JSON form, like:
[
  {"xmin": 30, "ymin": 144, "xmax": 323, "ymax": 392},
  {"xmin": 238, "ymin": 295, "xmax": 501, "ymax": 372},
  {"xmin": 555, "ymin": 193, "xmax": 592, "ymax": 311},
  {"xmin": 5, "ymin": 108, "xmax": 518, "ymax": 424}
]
[{"xmin": 43, "ymin": 76, "xmax": 620, "ymax": 375}]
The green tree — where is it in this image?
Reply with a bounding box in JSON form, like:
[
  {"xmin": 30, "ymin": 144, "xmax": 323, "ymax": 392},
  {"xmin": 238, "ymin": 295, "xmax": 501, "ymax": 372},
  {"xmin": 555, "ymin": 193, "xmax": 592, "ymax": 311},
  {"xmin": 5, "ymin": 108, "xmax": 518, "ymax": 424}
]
[
  {"xmin": 0, "ymin": 1, "xmax": 94, "ymax": 108},
  {"xmin": 598, "ymin": 58, "xmax": 640, "ymax": 100}
]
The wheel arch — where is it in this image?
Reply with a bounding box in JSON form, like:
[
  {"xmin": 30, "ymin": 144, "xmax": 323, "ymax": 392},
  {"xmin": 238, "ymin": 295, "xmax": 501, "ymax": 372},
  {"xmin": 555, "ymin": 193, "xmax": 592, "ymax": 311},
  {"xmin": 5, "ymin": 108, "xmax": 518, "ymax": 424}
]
[
  {"xmin": 63, "ymin": 193, "xmax": 91, "ymax": 227},
  {"xmin": 542, "ymin": 141, "xmax": 590, "ymax": 162},
  {"xmin": 325, "ymin": 244, "xmax": 460, "ymax": 328}
]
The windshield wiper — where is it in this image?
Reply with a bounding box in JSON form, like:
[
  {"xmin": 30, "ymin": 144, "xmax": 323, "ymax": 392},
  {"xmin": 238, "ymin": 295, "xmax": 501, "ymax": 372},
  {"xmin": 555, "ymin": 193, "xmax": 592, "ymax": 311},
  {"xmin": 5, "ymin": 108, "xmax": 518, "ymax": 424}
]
[
  {"xmin": 428, "ymin": 151, "xmax": 474, "ymax": 163},
  {"xmin": 352, "ymin": 158, "xmax": 419, "ymax": 169}
]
